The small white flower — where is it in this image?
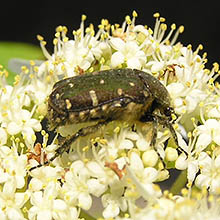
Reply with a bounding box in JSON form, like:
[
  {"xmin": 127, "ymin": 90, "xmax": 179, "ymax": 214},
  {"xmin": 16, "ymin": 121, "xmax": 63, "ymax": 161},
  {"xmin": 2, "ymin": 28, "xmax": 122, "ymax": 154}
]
[
  {"xmin": 6, "ymin": 109, "xmax": 42, "ymax": 145},
  {"xmin": 25, "ymin": 79, "xmax": 52, "ymax": 105},
  {"xmin": 102, "ymin": 193, "xmax": 127, "ymax": 219},
  {"xmin": 61, "ymin": 160, "xmax": 93, "ymax": 210},
  {"xmin": 142, "ymin": 149, "xmax": 159, "ymax": 167},
  {"xmin": 86, "ymin": 160, "xmax": 117, "ymax": 190},
  {"xmin": 62, "ymin": 40, "xmax": 95, "ymax": 76},
  {"xmin": 195, "ymin": 152, "xmax": 220, "ymax": 194},
  {"xmin": 109, "ymin": 37, "xmax": 145, "ymax": 69},
  {"xmin": 29, "ymin": 166, "xmax": 63, "ymax": 191},
  {"xmin": 196, "ymin": 119, "xmax": 220, "ymax": 150},
  {"xmin": 126, "ymin": 152, "xmax": 161, "ymax": 200},
  {"xmin": 0, "ymin": 146, "xmax": 27, "ymax": 188},
  {"xmin": 0, "ymin": 179, "xmax": 29, "ymax": 220},
  {"xmin": 104, "ymin": 127, "xmax": 138, "ymax": 159},
  {"xmin": 175, "ymin": 135, "xmax": 199, "ymax": 182},
  {"xmin": 29, "ymin": 181, "xmax": 76, "ymax": 220}
]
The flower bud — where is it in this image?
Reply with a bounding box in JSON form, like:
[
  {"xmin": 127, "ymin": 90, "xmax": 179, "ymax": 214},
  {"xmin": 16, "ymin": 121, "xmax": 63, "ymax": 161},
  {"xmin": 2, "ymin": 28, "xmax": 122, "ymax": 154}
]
[
  {"xmin": 165, "ymin": 147, "xmax": 178, "ymax": 161},
  {"xmin": 142, "ymin": 149, "xmax": 159, "ymax": 167}
]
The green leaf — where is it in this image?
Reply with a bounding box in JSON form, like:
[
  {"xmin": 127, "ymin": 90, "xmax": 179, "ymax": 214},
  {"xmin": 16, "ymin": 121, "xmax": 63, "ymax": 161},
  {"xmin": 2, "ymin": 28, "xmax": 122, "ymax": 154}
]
[{"xmin": 0, "ymin": 42, "xmax": 45, "ymax": 84}]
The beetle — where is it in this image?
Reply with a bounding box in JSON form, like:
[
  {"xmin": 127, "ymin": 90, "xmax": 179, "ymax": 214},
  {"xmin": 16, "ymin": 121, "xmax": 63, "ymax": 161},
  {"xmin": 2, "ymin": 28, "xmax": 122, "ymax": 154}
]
[{"xmin": 30, "ymin": 68, "xmax": 178, "ymax": 171}]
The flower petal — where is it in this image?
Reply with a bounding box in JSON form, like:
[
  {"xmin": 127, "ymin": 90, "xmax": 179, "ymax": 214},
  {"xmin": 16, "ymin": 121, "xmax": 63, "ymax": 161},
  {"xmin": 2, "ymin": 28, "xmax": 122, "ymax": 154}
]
[
  {"xmin": 111, "ymin": 51, "xmax": 124, "ymax": 67},
  {"xmin": 109, "ymin": 37, "xmax": 125, "ymax": 51},
  {"xmin": 7, "ymin": 122, "xmax": 21, "ymax": 135},
  {"xmin": 78, "ymin": 193, "xmax": 92, "ymax": 210}
]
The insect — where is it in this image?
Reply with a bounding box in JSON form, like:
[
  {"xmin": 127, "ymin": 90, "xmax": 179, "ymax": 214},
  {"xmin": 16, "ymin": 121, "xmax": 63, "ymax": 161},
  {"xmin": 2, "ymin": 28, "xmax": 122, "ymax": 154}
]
[{"xmin": 30, "ymin": 68, "xmax": 178, "ymax": 171}]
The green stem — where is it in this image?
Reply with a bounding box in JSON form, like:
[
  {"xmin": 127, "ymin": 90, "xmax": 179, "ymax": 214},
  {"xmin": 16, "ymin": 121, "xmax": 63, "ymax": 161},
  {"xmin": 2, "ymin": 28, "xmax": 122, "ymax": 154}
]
[
  {"xmin": 169, "ymin": 170, "xmax": 187, "ymax": 195},
  {"xmin": 80, "ymin": 210, "xmax": 96, "ymax": 220}
]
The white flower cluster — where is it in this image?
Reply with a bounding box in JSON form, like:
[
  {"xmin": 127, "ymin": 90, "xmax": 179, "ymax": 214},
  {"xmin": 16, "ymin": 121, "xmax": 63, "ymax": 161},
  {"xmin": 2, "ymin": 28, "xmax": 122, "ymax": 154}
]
[{"xmin": 1, "ymin": 11, "xmax": 220, "ymax": 219}]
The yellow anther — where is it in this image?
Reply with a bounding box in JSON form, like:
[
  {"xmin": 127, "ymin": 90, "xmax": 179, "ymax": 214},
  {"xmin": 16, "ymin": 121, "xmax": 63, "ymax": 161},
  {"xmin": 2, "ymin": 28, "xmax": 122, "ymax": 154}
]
[
  {"xmin": 55, "ymin": 32, "xmax": 60, "ymax": 38},
  {"xmin": 191, "ymin": 117, "xmax": 195, "ymax": 123},
  {"xmin": 56, "ymin": 25, "xmax": 63, "ymax": 32},
  {"xmin": 98, "ymin": 24, "xmax": 104, "ymax": 30},
  {"xmin": 15, "ymin": 137, "xmax": 20, "ymax": 143},
  {"xmin": 179, "ymin": 25, "xmax": 184, "ymax": 33},
  {"xmin": 63, "ymin": 37, "xmax": 69, "ymax": 42},
  {"xmin": 72, "ymin": 30, "xmax": 77, "ymax": 36},
  {"xmin": 199, "ymin": 102, "xmax": 204, "ymax": 107},
  {"xmin": 30, "ymin": 60, "xmax": 35, "ymax": 66},
  {"xmin": 100, "ymin": 57, "xmax": 105, "ymax": 65},
  {"xmin": 195, "ymin": 57, "xmax": 201, "ymax": 63},
  {"xmin": 62, "ymin": 26, "xmax": 68, "ymax": 34},
  {"xmin": 132, "ymin": 10, "xmax": 138, "ymax": 17},
  {"xmin": 81, "ymin": 14, "xmax": 87, "ymax": 21},
  {"xmin": 213, "ymin": 62, "xmax": 219, "ymax": 72},
  {"xmin": 125, "ymin": 15, "xmax": 131, "ymax": 24},
  {"xmin": 186, "ymin": 81, "xmax": 191, "ymax": 87},
  {"xmin": 209, "ymin": 78, "xmax": 214, "ymax": 84},
  {"xmin": 187, "ymin": 181, "xmax": 192, "ymax": 188},
  {"xmin": 114, "ymin": 126, "xmax": 120, "ymax": 133},
  {"xmin": 53, "ymin": 38, "xmax": 58, "ymax": 45},
  {"xmin": 153, "ymin": 12, "xmax": 160, "ymax": 18},
  {"xmin": 32, "ymin": 134, "xmax": 36, "ymax": 141},
  {"xmin": 20, "ymin": 143, "xmax": 25, "ymax": 148},
  {"xmin": 83, "ymin": 158, "xmax": 89, "ymax": 163},
  {"xmin": 41, "ymin": 130, "xmax": 46, "ymax": 136},
  {"xmin": 37, "ymin": 34, "xmax": 44, "ymax": 41},
  {"xmin": 29, "ymin": 74, "xmax": 34, "ymax": 79},
  {"xmin": 187, "ymin": 132, "xmax": 192, "ymax": 138},
  {"xmin": 101, "ymin": 19, "xmax": 109, "ymax": 26},
  {"xmin": 160, "ymin": 23, "xmax": 167, "ymax": 31},
  {"xmin": 187, "ymin": 44, "xmax": 192, "ymax": 50},
  {"xmin": 98, "ymin": 139, "xmax": 106, "ymax": 145},
  {"xmin": 181, "ymin": 188, "xmax": 188, "ymax": 196},
  {"xmin": 160, "ymin": 17, "xmax": 166, "ymax": 22},
  {"xmin": 124, "ymin": 213, "xmax": 130, "ymax": 218},
  {"xmin": 148, "ymin": 28, "xmax": 153, "ymax": 35},
  {"xmin": 173, "ymin": 123, "xmax": 178, "ymax": 130},
  {"xmin": 198, "ymin": 44, "xmax": 203, "ymax": 50},
  {"xmin": 171, "ymin": 23, "xmax": 176, "ymax": 30},
  {"xmin": 88, "ymin": 67, "xmax": 94, "ymax": 73},
  {"xmin": 82, "ymin": 146, "xmax": 89, "ymax": 152}
]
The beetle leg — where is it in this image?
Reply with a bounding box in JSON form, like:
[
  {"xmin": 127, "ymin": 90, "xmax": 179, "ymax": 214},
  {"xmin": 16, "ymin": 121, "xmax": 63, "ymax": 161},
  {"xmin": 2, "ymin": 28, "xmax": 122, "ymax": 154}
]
[
  {"xmin": 149, "ymin": 116, "xmax": 158, "ymax": 147},
  {"xmin": 29, "ymin": 118, "xmax": 112, "ymax": 171},
  {"xmin": 152, "ymin": 114, "xmax": 188, "ymax": 156}
]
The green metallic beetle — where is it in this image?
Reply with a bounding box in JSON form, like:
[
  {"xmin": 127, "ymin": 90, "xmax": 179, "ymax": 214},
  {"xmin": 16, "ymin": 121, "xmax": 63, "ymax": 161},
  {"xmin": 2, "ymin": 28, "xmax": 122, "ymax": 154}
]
[{"xmin": 30, "ymin": 68, "xmax": 178, "ymax": 170}]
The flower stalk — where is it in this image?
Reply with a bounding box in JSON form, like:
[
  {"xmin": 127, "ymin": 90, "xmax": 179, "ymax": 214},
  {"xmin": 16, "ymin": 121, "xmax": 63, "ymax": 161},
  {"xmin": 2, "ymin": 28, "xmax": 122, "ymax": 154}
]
[{"xmin": 170, "ymin": 170, "xmax": 187, "ymax": 195}]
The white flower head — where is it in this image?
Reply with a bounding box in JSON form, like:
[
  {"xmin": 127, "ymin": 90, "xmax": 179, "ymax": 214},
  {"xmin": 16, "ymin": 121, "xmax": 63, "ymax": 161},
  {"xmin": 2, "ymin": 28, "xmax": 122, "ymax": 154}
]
[{"xmin": 1, "ymin": 11, "xmax": 220, "ymax": 220}]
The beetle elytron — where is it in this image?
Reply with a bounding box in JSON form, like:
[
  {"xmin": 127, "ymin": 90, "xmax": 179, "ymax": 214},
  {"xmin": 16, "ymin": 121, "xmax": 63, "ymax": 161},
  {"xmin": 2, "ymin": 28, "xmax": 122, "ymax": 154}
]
[{"xmin": 30, "ymin": 68, "xmax": 178, "ymax": 171}]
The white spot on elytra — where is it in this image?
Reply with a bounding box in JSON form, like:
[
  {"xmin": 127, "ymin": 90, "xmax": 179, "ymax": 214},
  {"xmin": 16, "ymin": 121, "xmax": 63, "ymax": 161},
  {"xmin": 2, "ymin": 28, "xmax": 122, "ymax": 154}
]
[
  {"xmin": 65, "ymin": 99, "xmax": 72, "ymax": 109},
  {"xmin": 89, "ymin": 90, "xmax": 98, "ymax": 106}
]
